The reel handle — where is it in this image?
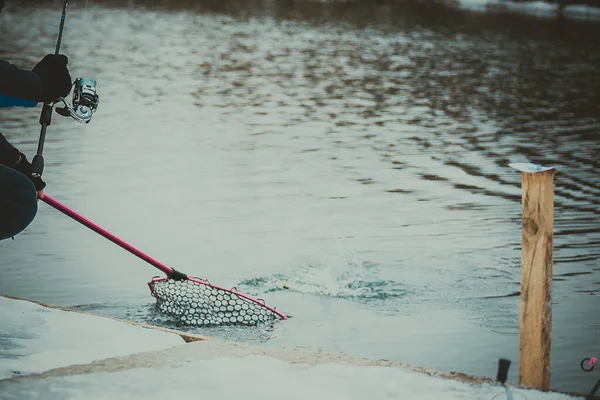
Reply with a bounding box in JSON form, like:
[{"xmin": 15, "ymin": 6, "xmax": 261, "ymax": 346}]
[{"xmin": 55, "ymin": 106, "xmax": 71, "ymax": 117}]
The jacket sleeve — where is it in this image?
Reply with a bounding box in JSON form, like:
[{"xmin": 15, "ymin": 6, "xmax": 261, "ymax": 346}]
[
  {"xmin": 0, "ymin": 60, "xmax": 44, "ymax": 104},
  {"xmin": 0, "ymin": 131, "xmax": 20, "ymax": 166},
  {"xmin": 0, "ymin": 94, "xmax": 38, "ymax": 108}
]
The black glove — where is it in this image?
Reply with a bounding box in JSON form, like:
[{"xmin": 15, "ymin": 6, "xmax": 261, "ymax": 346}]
[
  {"xmin": 12, "ymin": 152, "xmax": 46, "ymax": 191},
  {"xmin": 32, "ymin": 54, "xmax": 72, "ymax": 103}
]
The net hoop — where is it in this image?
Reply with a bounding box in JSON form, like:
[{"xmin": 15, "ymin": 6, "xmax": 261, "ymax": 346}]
[{"xmin": 147, "ymin": 276, "xmax": 288, "ymax": 321}]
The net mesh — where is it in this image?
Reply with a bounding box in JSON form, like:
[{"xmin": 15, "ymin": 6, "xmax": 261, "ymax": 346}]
[{"xmin": 148, "ymin": 278, "xmax": 283, "ymax": 326}]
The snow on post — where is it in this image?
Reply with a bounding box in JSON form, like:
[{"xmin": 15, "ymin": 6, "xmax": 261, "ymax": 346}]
[{"xmin": 510, "ymin": 162, "xmax": 556, "ymax": 390}]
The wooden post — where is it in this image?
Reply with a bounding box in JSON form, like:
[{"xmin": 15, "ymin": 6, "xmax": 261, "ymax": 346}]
[{"xmin": 519, "ymin": 169, "xmax": 556, "ymax": 390}]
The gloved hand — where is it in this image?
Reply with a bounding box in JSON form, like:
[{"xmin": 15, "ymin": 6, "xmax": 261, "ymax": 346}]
[
  {"xmin": 13, "ymin": 152, "xmax": 46, "ymax": 192},
  {"xmin": 32, "ymin": 54, "xmax": 72, "ymax": 103}
]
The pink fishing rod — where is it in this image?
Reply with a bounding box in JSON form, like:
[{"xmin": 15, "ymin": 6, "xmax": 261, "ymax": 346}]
[
  {"xmin": 42, "ymin": 194, "xmax": 182, "ymax": 278},
  {"xmin": 31, "ymin": 4, "xmax": 285, "ymax": 326},
  {"xmin": 41, "ymin": 194, "xmax": 288, "ymax": 322}
]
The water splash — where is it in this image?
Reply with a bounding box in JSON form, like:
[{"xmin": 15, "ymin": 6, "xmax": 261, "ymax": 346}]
[{"xmin": 240, "ymin": 259, "xmax": 412, "ymax": 303}]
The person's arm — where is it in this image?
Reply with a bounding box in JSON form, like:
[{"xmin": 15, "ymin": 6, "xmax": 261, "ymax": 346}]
[
  {"xmin": 0, "ymin": 94, "xmax": 38, "ymax": 108},
  {"xmin": 0, "ymin": 131, "xmax": 20, "ymax": 166},
  {"xmin": 0, "ymin": 131, "xmax": 46, "ymax": 197},
  {"xmin": 0, "ymin": 60, "xmax": 44, "ymax": 103}
]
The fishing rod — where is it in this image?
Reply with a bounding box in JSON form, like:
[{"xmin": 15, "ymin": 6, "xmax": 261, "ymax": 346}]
[
  {"xmin": 29, "ymin": 1, "xmax": 286, "ymax": 327},
  {"xmin": 31, "ymin": 0, "xmax": 99, "ymax": 178},
  {"xmin": 41, "ymin": 193, "xmax": 288, "ymax": 325}
]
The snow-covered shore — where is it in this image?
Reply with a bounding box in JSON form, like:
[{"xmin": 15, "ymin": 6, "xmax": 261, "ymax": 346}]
[{"xmin": 0, "ymin": 296, "xmax": 584, "ymax": 400}]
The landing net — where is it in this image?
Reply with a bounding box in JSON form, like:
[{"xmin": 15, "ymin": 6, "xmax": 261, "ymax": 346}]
[{"xmin": 148, "ymin": 276, "xmax": 287, "ymax": 326}]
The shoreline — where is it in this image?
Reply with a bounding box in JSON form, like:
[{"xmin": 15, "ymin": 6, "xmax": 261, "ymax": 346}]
[{"xmin": 0, "ymin": 294, "xmax": 589, "ymax": 399}]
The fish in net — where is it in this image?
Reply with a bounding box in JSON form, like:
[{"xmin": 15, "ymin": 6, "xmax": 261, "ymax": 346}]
[{"xmin": 148, "ymin": 276, "xmax": 287, "ymax": 326}]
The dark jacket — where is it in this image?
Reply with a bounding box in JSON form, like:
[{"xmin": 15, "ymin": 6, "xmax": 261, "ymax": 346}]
[
  {"xmin": 0, "ymin": 59, "xmax": 44, "ymax": 241},
  {"xmin": 0, "ymin": 132, "xmax": 20, "ymax": 166},
  {"xmin": 0, "ymin": 59, "xmax": 43, "ymax": 165},
  {"xmin": 0, "ymin": 59, "xmax": 43, "ymax": 105}
]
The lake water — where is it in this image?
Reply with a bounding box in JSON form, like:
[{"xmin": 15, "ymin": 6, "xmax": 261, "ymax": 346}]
[{"xmin": 1, "ymin": 0, "xmax": 599, "ymax": 395}]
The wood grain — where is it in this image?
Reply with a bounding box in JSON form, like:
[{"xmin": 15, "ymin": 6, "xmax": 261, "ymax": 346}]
[{"xmin": 519, "ymin": 169, "xmax": 555, "ymax": 390}]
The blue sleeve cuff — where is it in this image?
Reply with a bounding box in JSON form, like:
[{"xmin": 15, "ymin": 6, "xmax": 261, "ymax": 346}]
[{"xmin": 0, "ymin": 94, "xmax": 38, "ymax": 108}]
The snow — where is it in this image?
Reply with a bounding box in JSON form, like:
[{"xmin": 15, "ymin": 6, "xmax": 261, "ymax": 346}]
[
  {"xmin": 0, "ymin": 296, "xmax": 584, "ymax": 400},
  {"xmin": 0, "ymin": 353, "xmax": 582, "ymax": 400},
  {"xmin": 0, "ymin": 297, "xmax": 184, "ymax": 379}
]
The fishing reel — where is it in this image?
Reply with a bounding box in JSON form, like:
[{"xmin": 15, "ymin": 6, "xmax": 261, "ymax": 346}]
[{"xmin": 55, "ymin": 77, "xmax": 99, "ymax": 124}]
